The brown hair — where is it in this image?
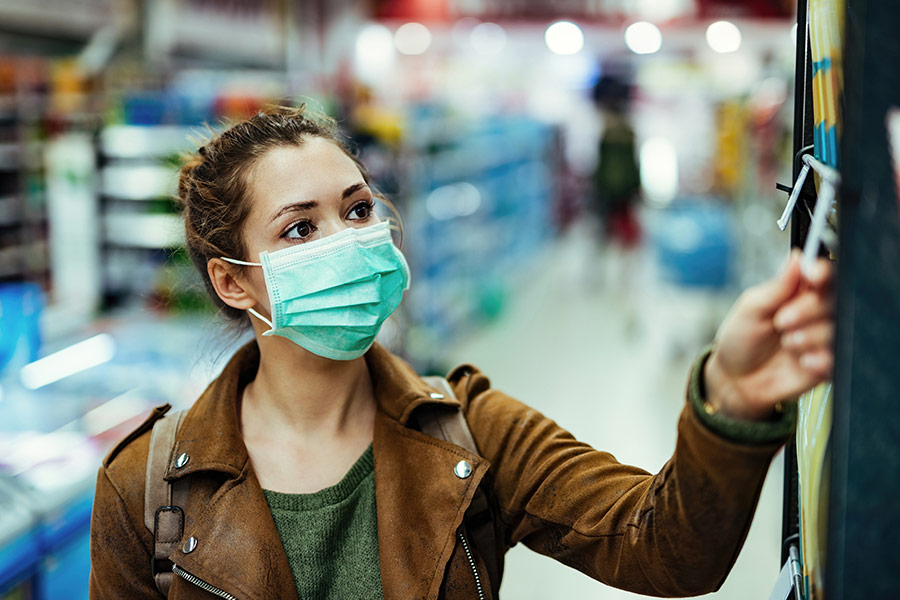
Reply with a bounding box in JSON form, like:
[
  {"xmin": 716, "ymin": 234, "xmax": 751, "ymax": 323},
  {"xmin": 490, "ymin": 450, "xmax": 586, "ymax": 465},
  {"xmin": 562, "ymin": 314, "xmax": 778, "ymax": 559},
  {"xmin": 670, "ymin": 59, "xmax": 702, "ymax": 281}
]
[{"xmin": 177, "ymin": 104, "xmax": 397, "ymax": 325}]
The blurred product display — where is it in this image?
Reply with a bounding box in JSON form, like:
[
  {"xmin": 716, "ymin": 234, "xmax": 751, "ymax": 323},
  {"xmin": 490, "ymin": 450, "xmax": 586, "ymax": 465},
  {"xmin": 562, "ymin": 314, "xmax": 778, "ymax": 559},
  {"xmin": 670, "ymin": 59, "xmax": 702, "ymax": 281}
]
[{"xmin": 2, "ymin": 0, "xmax": 897, "ymax": 598}]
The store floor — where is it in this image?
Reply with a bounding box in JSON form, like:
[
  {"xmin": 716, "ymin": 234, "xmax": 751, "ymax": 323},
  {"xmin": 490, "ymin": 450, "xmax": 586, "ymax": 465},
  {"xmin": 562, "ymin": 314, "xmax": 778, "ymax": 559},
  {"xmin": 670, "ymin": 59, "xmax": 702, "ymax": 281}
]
[{"xmin": 444, "ymin": 223, "xmax": 786, "ymax": 599}]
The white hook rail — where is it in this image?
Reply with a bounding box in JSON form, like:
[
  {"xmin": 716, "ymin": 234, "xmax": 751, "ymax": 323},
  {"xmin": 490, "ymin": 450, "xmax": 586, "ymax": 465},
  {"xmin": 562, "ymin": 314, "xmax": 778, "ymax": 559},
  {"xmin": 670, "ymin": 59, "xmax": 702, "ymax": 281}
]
[
  {"xmin": 801, "ymin": 154, "xmax": 840, "ymax": 186},
  {"xmin": 799, "ymin": 154, "xmax": 840, "ymax": 276},
  {"xmin": 777, "ymin": 163, "xmax": 810, "ymax": 231}
]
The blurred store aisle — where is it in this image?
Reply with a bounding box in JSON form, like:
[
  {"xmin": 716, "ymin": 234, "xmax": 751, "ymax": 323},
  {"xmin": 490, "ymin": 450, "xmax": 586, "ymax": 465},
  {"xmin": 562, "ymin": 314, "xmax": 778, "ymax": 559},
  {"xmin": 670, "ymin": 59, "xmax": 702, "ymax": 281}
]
[{"xmin": 444, "ymin": 224, "xmax": 785, "ymax": 600}]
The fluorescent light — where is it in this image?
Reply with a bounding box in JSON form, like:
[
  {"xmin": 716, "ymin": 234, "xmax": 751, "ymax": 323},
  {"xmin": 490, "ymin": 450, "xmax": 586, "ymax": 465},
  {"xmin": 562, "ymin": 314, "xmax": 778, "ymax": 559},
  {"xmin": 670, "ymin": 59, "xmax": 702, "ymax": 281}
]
[
  {"xmin": 20, "ymin": 333, "xmax": 116, "ymax": 389},
  {"xmin": 394, "ymin": 22, "xmax": 432, "ymax": 55},
  {"xmin": 355, "ymin": 23, "xmax": 395, "ymax": 79},
  {"xmin": 625, "ymin": 22, "xmax": 662, "ymax": 55},
  {"xmin": 545, "ymin": 21, "xmax": 584, "ymax": 56},
  {"xmin": 706, "ymin": 21, "xmax": 742, "ymax": 54}
]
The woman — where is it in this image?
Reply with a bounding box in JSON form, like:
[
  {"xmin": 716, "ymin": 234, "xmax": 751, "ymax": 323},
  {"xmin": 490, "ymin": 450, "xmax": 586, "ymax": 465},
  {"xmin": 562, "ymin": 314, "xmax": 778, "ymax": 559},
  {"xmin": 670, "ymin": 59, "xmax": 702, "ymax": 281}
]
[{"xmin": 89, "ymin": 106, "xmax": 834, "ymax": 599}]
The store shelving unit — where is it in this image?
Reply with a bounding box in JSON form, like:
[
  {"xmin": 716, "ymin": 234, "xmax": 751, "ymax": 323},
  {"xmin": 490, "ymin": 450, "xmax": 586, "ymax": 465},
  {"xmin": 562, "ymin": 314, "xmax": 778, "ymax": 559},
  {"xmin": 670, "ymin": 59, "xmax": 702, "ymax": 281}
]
[
  {"xmin": 96, "ymin": 124, "xmax": 194, "ymax": 308},
  {"xmin": 399, "ymin": 106, "xmax": 557, "ymax": 369},
  {"xmin": 144, "ymin": 0, "xmax": 287, "ymax": 68},
  {"xmin": 824, "ymin": 0, "xmax": 900, "ymax": 597},
  {"xmin": 0, "ymin": 60, "xmax": 51, "ymax": 291},
  {"xmin": 780, "ymin": 1, "xmax": 900, "ymax": 598},
  {"xmin": 0, "ymin": 0, "xmax": 119, "ymax": 41}
]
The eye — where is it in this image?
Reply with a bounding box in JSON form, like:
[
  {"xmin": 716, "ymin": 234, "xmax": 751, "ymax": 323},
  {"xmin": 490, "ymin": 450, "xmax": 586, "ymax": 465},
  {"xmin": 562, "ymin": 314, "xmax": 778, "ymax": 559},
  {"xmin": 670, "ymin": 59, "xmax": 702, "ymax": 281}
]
[
  {"xmin": 347, "ymin": 200, "xmax": 374, "ymax": 221},
  {"xmin": 284, "ymin": 220, "xmax": 316, "ymax": 240}
]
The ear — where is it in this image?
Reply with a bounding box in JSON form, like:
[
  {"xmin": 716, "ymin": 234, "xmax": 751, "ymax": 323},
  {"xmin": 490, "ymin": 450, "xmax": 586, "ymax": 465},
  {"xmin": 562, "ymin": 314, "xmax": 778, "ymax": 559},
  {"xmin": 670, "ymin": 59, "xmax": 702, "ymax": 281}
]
[{"xmin": 207, "ymin": 258, "xmax": 260, "ymax": 311}]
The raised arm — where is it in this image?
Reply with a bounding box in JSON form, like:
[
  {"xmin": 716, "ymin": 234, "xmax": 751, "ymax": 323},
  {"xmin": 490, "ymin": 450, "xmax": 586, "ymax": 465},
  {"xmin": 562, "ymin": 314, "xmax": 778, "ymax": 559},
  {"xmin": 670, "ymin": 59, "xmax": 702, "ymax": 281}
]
[{"xmin": 460, "ymin": 251, "xmax": 833, "ymax": 597}]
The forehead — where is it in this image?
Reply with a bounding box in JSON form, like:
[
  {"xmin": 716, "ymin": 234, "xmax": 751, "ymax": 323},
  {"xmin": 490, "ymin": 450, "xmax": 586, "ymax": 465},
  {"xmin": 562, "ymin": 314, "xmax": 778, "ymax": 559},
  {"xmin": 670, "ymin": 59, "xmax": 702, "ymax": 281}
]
[{"xmin": 246, "ymin": 137, "xmax": 363, "ymax": 210}]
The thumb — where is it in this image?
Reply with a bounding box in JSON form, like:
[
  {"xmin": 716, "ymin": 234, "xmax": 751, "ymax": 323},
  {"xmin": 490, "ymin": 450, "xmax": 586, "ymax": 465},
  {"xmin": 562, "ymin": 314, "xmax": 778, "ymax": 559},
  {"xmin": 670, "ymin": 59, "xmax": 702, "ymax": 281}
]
[{"xmin": 751, "ymin": 250, "xmax": 803, "ymax": 314}]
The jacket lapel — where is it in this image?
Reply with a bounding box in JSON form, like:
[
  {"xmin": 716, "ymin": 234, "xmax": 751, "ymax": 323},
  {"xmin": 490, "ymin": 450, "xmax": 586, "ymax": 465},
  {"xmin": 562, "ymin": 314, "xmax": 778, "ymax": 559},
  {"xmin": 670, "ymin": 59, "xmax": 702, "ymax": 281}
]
[
  {"xmin": 374, "ymin": 411, "xmax": 488, "ymax": 600},
  {"xmin": 170, "ymin": 465, "xmax": 299, "ymax": 600}
]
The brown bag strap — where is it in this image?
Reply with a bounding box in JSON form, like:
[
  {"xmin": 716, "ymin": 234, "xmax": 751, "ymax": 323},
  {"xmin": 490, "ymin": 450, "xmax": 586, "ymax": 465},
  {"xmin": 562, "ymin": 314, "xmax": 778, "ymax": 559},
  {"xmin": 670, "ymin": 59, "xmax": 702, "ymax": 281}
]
[
  {"xmin": 419, "ymin": 376, "xmax": 501, "ymax": 595},
  {"xmin": 144, "ymin": 409, "xmax": 189, "ymax": 597},
  {"xmin": 420, "ymin": 376, "xmax": 480, "ymax": 454}
]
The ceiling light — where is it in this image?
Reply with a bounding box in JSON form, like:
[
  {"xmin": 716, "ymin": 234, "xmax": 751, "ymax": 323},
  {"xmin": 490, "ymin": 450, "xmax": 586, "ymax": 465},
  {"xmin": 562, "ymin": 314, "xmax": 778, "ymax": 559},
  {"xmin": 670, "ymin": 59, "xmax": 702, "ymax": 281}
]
[
  {"xmin": 355, "ymin": 23, "xmax": 395, "ymax": 77},
  {"xmin": 706, "ymin": 21, "xmax": 742, "ymax": 54},
  {"xmin": 545, "ymin": 21, "xmax": 584, "ymax": 56},
  {"xmin": 624, "ymin": 22, "xmax": 662, "ymax": 55}
]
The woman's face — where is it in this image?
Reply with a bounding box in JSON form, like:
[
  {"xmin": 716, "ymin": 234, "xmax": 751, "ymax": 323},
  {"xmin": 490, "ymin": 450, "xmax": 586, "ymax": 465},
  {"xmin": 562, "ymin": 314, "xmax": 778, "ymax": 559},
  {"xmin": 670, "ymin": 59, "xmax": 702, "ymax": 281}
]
[
  {"xmin": 235, "ymin": 136, "xmax": 381, "ymax": 315},
  {"xmin": 242, "ymin": 137, "xmax": 380, "ymax": 258}
]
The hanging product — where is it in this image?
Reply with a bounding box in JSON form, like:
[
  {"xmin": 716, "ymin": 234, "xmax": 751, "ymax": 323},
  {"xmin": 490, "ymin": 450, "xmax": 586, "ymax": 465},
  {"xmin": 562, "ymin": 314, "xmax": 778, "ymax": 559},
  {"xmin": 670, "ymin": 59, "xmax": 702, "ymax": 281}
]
[
  {"xmin": 808, "ymin": 0, "xmax": 845, "ymax": 169},
  {"xmin": 796, "ymin": 382, "xmax": 833, "ymax": 600}
]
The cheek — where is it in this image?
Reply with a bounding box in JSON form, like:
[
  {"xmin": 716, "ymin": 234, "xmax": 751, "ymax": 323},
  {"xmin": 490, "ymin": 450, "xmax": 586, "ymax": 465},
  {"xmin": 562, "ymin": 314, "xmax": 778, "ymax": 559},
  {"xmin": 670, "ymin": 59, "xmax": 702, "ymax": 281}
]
[{"xmin": 248, "ymin": 268, "xmax": 269, "ymax": 300}]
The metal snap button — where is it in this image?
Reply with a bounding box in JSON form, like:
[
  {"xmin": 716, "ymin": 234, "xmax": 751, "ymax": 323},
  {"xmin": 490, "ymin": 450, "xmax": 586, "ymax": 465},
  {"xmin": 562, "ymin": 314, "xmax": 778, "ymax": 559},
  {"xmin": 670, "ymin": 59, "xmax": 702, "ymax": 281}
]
[
  {"xmin": 174, "ymin": 453, "xmax": 190, "ymax": 469},
  {"xmin": 430, "ymin": 392, "xmax": 445, "ymax": 399},
  {"xmin": 454, "ymin": 460, "xmax": 473, "ymax": 479},
  {"xmin": 183, "ymin": 537, "xmax": 198, "ymax": 554}
]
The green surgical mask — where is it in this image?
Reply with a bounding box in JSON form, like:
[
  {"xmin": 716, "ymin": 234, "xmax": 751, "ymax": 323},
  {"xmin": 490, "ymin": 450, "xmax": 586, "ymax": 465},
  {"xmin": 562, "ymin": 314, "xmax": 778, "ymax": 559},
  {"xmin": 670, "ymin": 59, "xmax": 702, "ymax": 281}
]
[{"xmin": 222, "ymin": 221, "xmax": 410, "ymax": 360}]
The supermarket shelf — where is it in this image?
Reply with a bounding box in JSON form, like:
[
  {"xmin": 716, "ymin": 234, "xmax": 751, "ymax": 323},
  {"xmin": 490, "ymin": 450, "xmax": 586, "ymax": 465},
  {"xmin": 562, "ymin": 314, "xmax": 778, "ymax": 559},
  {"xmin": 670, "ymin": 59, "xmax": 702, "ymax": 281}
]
[
  {"xmin": 146, "ymin": 0, "xmax": 285, "ymax": 66},
  {"xmin": 0, "ymin": 196, "xmax": 19, "ymax": 226},
  {"xmin": 0, "ymin": 0, "xmax": 119, "ymax": 39},
  {"xmin": 101, "ymin": 164, "xmax": 179, "ymax": 200},
  {"xmin": 103, "ymin": 213, "xmax": 183, "ymax": 249},
  {"xmin": 0, "ymin": 143, "xmax": 20, "ymax": 169},
  {"xmin": 100, "ymin": 125, "xmax": 197, "ymax": 159},
  {"xmin": 0, "ymin": 0, "xmax": 120, "ymax": 37}
]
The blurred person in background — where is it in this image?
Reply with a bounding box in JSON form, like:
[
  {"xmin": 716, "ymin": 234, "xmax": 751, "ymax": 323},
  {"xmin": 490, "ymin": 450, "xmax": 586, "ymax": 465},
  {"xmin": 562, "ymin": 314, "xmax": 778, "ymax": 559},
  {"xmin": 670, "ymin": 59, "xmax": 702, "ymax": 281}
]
[
  {"xmin": 89, "ymin": 106, "xmax": 834, "ymax": 600},
  {"xmin": 590, "ymin": 70, "xmax": 644, "ymax": 330},
  {"xmin": 591, "ymin": 70, "xmax": 642, "ymax": 251}
]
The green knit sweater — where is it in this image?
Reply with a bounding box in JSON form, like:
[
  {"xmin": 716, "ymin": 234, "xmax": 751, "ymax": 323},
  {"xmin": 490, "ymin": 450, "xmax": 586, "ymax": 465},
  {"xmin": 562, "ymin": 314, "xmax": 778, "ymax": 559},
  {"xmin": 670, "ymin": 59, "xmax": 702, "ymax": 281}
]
[{"xmin": 263, "ymin": 444, "xmax": 383, "ymax": 600}]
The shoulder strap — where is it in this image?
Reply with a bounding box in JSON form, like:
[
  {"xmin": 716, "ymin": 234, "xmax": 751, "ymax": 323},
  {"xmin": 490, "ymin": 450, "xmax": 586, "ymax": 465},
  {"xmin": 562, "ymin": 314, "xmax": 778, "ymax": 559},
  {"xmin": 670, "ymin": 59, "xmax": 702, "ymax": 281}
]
[
  {"xmin": 144, "ymin": 409, "xmax": 190, "ymax": 597},
  {"xmin": 419, "ymin": 376, "xmax": 501, "ymax": 595},
  {"xmin": 420, "ymin": 376, "xmax": 480, "ymax": 455}
]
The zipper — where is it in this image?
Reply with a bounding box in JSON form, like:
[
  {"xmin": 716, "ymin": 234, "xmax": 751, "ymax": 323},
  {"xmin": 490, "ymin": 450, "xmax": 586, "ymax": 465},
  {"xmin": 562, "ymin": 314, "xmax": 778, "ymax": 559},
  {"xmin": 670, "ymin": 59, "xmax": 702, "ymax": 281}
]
[
  {"xmin": 172, "ymin": 564, "xmax": 238, "ymax": 600},
  {"xmin": 457, "ymin": 530, "xmax": 486, "ymax": 600}
]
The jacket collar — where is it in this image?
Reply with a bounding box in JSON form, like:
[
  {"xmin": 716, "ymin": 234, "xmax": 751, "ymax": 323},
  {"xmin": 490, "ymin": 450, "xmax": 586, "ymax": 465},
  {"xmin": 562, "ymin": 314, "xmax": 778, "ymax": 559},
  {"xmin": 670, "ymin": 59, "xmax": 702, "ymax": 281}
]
[
  {"xmin": 166, "ymin": 340, "xmax": 461, "ymax": 481},
  {"xmin": 366, "ymin": 342, "xmax": 461, "ymax": 423},
  {"xmin": 165, "ymin": 340, "xmax": 488, "ymax": 600}
]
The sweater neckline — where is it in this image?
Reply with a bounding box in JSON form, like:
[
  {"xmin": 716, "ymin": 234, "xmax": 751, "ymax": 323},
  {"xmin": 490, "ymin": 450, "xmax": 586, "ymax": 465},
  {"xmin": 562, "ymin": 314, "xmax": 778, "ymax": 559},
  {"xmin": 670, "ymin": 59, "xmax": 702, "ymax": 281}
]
[{"xmin": 262, "ymin": 444, "xmax": 374, "ymax": 511}]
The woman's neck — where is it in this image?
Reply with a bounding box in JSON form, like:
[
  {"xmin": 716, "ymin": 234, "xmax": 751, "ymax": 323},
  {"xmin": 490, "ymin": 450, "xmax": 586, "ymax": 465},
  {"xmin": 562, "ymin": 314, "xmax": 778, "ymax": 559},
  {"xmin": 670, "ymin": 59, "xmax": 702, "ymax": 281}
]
[{"xmin": 241, "ymin": 329, "xmax": 376, "ymax": 445}]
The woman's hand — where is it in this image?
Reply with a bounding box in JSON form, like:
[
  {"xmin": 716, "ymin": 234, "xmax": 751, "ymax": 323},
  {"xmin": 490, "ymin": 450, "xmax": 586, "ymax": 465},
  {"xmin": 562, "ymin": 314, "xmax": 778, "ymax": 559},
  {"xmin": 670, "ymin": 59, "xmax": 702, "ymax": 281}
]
[{"xmin": 704, "ymin": 250, "xmax": 834, "ymax": 421}]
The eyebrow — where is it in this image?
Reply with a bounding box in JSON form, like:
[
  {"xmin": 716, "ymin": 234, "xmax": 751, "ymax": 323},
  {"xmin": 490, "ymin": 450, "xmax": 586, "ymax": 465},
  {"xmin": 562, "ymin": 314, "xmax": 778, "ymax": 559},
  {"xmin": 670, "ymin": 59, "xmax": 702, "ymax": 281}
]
[{"xmin": 268, "ymin": 182, "xmax": 369, "ymax": 224}]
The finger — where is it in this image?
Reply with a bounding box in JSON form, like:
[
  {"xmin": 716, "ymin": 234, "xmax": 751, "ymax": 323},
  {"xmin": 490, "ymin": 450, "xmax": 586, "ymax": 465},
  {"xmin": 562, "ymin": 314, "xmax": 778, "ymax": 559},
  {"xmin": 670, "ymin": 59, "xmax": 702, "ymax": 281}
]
[
  {"xmin": 773, "ymin": 290, "xmax": 834, "ymax": 331},
  {"xmin": 746, "ymin": 250, "xmax": 803, "ymax": 314},
  {"xmin": 802, "ymin": 258, "xmax": 834, "ymax": 291},
  {"xmin": 781, "ymin": 321, "xmax": 834, "ymax": 353},
  {"xmin": 799, "ymin": 349, "xmax": 834, "ymax": 379}
]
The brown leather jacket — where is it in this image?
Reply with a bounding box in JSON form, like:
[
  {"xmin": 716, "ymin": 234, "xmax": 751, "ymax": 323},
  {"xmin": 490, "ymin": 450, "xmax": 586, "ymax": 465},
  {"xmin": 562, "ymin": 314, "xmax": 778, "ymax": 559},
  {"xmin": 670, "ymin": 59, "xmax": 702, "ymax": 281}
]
[{"xmin": 89, "ymin": 341, "xmax": 788, "ymax": 599}]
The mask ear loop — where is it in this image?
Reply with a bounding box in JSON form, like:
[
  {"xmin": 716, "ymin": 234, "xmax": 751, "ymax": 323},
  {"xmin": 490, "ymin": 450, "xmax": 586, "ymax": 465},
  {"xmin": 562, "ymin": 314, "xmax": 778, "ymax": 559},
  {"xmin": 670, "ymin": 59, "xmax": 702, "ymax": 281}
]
[
  {"xmin": 220, "ymin": 257, "xmax": 260, "ymax": 267},
  {"xmin": 219, "ymin": 256, "xmax": 275, "ymax": 330},
  {"xmin": 246, "ymin": 307, "xmax": 274, "ymax": 329}
]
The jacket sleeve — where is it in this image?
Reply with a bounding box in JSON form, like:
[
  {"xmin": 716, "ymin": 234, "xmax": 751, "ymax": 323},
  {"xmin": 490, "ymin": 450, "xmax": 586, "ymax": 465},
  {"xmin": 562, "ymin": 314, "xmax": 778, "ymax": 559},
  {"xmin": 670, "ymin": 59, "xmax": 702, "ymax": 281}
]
[
  {"xmin": 460, "ymin": 356, "xmax": 792, "ymax": 597},
  {"xmin": 89, "ymin": 465, "xmax": 163, "ymax": 599}
]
